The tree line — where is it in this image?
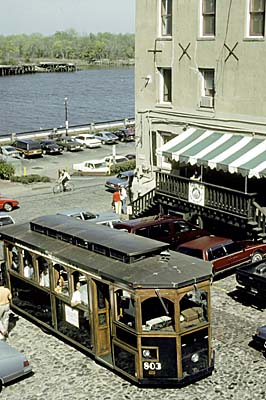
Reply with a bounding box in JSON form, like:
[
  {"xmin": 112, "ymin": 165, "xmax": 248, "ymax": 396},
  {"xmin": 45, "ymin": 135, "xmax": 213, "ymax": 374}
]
[{"xmin": 0, "ymin": 29, "xmax": 135, "ymax": 65}]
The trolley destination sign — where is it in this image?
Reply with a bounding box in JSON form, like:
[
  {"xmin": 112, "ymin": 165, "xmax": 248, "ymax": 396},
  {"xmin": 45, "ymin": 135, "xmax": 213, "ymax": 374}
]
[{"xmin": 1, "ymin": 214, "xmax": 214, "ymax": 387}]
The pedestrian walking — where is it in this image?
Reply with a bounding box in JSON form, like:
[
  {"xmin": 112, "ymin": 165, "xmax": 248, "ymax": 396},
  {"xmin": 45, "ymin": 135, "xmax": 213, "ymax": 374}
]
[
  {"xmin": 112, "ymin": 188, "xmax": 121, "ymax": 214},
  {"xmin": 120, "ymin": 185, "xmax": 127, "ymax": 214},
  {"xmin": 0, "ymin": 281, "xmax": 12, "ymax": 340}
]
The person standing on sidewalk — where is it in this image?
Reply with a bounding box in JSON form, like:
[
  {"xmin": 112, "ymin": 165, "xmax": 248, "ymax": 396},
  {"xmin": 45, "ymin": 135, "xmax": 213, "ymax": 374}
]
[
  {"xmin": 112, "ymin": 188, "xmax": 121, "ymax": 214},
  {"xmin": 120, "ymin": 185, "xmax": 127, "ymax": 214},
  {"xmin": 0, "ymin": 282, "xmax": 12, "ymax": 340}
]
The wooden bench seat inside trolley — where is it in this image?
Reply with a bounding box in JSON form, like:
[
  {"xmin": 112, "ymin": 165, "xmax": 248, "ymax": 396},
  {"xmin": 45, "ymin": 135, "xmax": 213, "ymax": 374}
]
[{"xmin": 0, "ymin": 215, "xmax": 212, "ymax": 288}]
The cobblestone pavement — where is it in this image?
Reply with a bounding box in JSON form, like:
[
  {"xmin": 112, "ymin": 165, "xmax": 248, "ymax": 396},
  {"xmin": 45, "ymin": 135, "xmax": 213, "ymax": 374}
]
[{"xmin": 0, "ymin": 179, "xmax": 265, "ymax": 400}]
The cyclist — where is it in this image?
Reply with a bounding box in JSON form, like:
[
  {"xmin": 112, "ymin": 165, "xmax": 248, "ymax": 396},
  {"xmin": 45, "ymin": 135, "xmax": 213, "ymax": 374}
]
[{"xmin": 59, "ymin": 169, "xmax": 71, "ymax": 192}]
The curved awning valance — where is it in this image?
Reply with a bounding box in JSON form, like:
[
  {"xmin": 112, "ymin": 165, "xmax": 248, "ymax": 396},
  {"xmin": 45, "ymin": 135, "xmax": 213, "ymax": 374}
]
[{"xmin": 156, "ymin": 128, "xmax": 266, "ymax": 178}]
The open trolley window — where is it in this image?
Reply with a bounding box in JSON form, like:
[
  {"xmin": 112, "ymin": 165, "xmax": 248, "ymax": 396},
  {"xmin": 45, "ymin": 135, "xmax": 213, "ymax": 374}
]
[{"xmin": 1, "ymin": 215, "xmax": 214, "ymax": 387}]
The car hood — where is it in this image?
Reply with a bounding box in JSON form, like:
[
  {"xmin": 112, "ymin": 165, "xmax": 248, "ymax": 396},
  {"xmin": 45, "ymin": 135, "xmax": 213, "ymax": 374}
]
[{"xmin": 106, "ymin": 177, "xmax": 125, "ymax": 185}]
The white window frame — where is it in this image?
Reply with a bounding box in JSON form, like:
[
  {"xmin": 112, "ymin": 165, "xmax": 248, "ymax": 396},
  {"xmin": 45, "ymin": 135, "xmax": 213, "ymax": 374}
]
[
  {"xmin": 199, "ymin": 69, "xmax": 215, "ymax": 108},
  {"xmin": 158, "ymin": 131, "xmax": 174, "ymax": 171},
  {"xmin": 159, "ymin": 0, "xmax": 173, "ymax": 37},
  {"xmin": 158, "ymin": 68, "xmax": 172, "ymax": 104},
  {"xmin": 199, "ymin": 0, "xmax": 216, "ymax": 38},
  {"xmin": 247, "ymin": 0, "xmax": 265, "ymax": 37}
]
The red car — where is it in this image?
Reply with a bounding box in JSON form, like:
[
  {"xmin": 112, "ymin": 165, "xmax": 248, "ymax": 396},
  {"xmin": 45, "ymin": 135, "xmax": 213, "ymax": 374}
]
[
  {"xmin": 113, "ymin": 215, "xmax": 209, "ymax": 249},
  {"xmin": 0, "ymin": 197, "xmax": 19, "ymax": 212},
  {"xmin": 177, "ymin": 236, "xmax": 266, "ymax": 274}
]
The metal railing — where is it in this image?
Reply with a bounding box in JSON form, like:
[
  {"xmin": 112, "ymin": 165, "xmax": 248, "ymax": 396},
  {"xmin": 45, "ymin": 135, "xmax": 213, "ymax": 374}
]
[{"xmin": 0, "ymin": 117, "xmax": 135, "ymax": 144}]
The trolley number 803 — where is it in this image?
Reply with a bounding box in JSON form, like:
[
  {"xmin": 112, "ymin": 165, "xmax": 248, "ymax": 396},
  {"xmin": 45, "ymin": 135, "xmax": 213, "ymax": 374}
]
[{"xmin": 143, "ymin": 362, "xmax": 162, "ymax": 371}]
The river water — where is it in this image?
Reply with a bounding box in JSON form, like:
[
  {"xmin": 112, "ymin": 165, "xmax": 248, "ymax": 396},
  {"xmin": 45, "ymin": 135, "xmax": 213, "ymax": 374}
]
[{"xmin": 0, "ymin": 67, "xmax": 134, "ymax": 135}]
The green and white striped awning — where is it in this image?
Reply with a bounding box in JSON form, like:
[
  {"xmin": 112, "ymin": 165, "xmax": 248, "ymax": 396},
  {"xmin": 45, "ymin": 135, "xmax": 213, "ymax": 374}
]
[{"xmin": 156, "ymin": 128, "xmax": 266, "ymax": 178}]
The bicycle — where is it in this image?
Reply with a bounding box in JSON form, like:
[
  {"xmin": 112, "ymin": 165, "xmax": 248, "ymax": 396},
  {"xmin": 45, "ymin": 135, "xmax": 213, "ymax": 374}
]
[{"xmin": 53, "ymin": 180, "xmax": 74, "ymax": 194}]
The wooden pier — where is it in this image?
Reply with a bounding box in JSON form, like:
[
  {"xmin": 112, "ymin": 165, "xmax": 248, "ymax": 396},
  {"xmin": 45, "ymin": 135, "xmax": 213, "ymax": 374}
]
[
  {"xmin": 0, "ymin": 64, "xmax": 36, "ymax": 76},
  {"xmin": 0, "ymin": 62, "xmax": 76, "ymax": 76}
]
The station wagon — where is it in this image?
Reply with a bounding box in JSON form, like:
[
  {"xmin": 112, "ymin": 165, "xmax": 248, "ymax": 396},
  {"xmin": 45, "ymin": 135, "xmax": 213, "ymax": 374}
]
[{"xmin": 177, "ymin": 236, "xmax": 266, "ymax": 274}]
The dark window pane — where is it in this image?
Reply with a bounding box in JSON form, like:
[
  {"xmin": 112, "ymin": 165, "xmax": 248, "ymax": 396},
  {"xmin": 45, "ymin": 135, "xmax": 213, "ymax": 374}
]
[
  {"xmin": 11, "ymin": 275, "xmax": 52, "ymax": 326},
  {"xmin": 114, "ymin": 345, "xmax": 136, "ymax": 376},
  {"xmin": 56, "ymin": 298, "xmax": 92, "ymax": 349}
]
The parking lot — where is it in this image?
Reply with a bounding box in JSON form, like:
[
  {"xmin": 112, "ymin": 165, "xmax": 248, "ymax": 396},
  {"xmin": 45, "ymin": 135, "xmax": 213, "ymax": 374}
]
[
  {"xmin": 0, "ymin": 143, "xmax": 266, "ymax": 400},
  {"xmin": 9, "ymin": 138, "xmax": 136, "ymax": 180}
]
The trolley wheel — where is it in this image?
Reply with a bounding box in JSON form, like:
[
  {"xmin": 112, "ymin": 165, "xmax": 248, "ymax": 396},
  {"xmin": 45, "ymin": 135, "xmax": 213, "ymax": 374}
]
[
  {"xmin": 3, "ymin": 202, "xmax": 13, "ymax": 212},
  {"xmin": 53, "ymin": 183, "xmax": 62, "ymax": 194}
]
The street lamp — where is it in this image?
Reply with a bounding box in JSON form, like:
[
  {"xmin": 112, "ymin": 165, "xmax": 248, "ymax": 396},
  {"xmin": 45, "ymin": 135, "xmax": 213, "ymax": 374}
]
[{"xmin": 64, "ymin": 97, "xmax": 68, "ymax": 136}]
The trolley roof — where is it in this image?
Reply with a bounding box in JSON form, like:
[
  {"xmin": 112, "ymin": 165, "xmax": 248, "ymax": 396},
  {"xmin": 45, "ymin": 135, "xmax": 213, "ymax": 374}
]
[{"xmin": 0, "ymin": 215, "xmax": 212, "ymax": 289}]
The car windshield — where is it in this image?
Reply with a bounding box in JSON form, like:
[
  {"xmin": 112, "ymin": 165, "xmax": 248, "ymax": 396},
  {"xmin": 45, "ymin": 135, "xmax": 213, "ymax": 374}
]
[{"xmin": 5, "ymin": 147, "xmax": 16, "ymax": 152}]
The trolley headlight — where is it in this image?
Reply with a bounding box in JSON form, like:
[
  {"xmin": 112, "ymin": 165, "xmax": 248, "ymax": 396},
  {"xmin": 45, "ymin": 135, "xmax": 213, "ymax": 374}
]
[
  {"xmin": 191, "ymin": 352, "xmax": 199, "ymax": 363},
  {"xmin": 142, "ymin": 349, "xmax": 151, "ymax": 358}
]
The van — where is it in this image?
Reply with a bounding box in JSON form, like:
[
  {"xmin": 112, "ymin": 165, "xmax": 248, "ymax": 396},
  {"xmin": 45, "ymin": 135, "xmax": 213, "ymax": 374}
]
[
  {"xmin": 14, "ymin": 139, "xmax": 42, "ymax": 158},
  {"xmin": 112, "ymin": 215, "xmax": 209, "ymax": 250}
]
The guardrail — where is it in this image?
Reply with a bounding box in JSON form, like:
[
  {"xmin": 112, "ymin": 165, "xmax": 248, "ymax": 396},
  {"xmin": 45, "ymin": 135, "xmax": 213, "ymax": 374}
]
[{"xmin": 0, "ymin": 117, "xmax": 135, "ymax": 144}]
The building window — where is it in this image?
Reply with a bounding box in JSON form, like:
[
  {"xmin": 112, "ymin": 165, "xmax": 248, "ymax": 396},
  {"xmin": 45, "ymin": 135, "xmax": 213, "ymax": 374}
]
[
  {"xmin": 249, "ymin": 0, "xmax": 265, "ymax": 36},
  {"xmin": 161, "ymin": 0, "xmax": 172, "ymax": 36},
  {"xmin": 202, "ymin": 0, "xmax": 216, "ymax": 36},
  {"xmin": 159, "ymin": 68, "xmax": 172, "ymax": 103},
  {"xmin": 199, "ymin": 69, "xmax": 215, "ymax": 108}
]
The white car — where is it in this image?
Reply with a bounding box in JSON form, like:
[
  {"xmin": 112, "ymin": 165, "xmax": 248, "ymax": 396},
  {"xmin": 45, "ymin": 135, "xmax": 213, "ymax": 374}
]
[
  {"xmin": 0, "ymin": 340, "xmax": 32, "ymax": 392},
  {"xmin": 104, "ymin": 155, "xmax": 129, "ymax": 164},
  {"xmin": 75, "ymin": 134, "xmax": 101, "ymax": 149},
  {"xmin": 73, "ymin": 156, "xmax": 128, "ymax": 175},
  {"xmin": 0, "ymin": 146, "xmax": 20, "ymax": 159},
  {"xmin": 73, "ymin": 159, "xmax": 109, "ymax": 175}
]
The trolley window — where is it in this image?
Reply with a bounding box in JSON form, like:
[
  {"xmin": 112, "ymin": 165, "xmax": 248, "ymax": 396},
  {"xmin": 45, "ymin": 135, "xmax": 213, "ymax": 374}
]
[
  {"xmin": 141, "ymin": 293, "xmax": 174, "ymax": 332},
  {"xmin": 37, "ymin": 256, "xmax": 50, "ymax": 287},
  {"xmin": 115, "ymin": 289, "xmax": 136, "ymax": 329},
  {"xmin": 179, "ymin": 288, "xmax": 208, "ymax": 330},
  {"xmin": 53, "ymin": 263, "xmax": 69, "ymax": 296}
]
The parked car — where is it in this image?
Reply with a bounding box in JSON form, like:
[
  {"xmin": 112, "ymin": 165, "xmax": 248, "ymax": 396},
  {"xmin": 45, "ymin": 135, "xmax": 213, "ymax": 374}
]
[
  {"xmin": 105, "ymin": 170, "xmax": 135, "ymax": 192},
  {"xmin": 13, "ymin": 139, "xmax": 42, "ymax": 158},
  {"xmin": 112, "ymin": 128, "xmax": 135, "ymax": 142},
  {"xmin": 0, "ymin": 212, "xmax": 15, "ymax": 226},
  {"xmin": 73, "ymin": 156, "xmax": 128, "ymax": 175},
  {"xmin": 177, "ymin": 236, "xmax": 266, "ymax": 274},
  {"xmin": 75, "ymin": 134, "xmax": 101, "ymax": 149},
  {"xmin": 57, "ymin": 209, "xmax": 119, "ymax": 222},
  {"xmin": 0, "ymin": 340, "xmax": 32, "ymax": 392},
  {"xmin": 55, "ymin": 136, "xmax": 83, "ymax": 151},
  {"xmin": 40, "ymin": 139, "xmax": 63, "ymax": 155},
  {"xmin": 252, "ymin": 325, "xmax": 266, "ymax": 352},
  {"xmin": 125, "ymin": 153, "xmax": 136, "ymax": 160},
  {"xmin": 0, "ymin": 197, "xmax": 19, "ymax": 212},
  {"xmin": 73, "ymin": 159, "xmax": 109, "ymax": 175},
  {"xmin": 94, "ymin": 131, "xmax": 118, "ymax": 145},
  {"xmin": 0, "ymin": 146, "xmax": 20, "ymax": 159},
  {"xmin": 104, "ymin": 155, "xmax": 129, "ymax": 165},
  {"xmin": 113, "ymin": 215, "xmax": 209, "ymax": 249},
  {"xmin": 86, "ymin": 215, "xmax": 123, "ymax": 228}
]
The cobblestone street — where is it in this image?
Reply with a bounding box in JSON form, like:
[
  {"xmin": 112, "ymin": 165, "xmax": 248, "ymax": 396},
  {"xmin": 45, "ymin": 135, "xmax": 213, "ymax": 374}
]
[{"xmin": 0, "ymin": 178, "xmax": 265, "ymax": 400}]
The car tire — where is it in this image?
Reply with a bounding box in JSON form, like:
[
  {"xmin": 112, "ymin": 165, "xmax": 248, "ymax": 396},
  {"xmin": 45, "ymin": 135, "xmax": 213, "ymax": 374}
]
[
  {"xmin": 22, "ymin": 153, "xmax": 26, "ymax": 159},
  {"xmin": 43, "ymin": 149, "xmax": 46, "ymax": 155},
  {"xmin": 251, "ymin": 252, "xmax": 263, "ymax": 263},
  {"xmin": 0, "ymin": 379, "xmax": 2, "ymax": 393},
  {"xmin": 3, "ymin": 202, "xmax": 13, "ymax": 212}
]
